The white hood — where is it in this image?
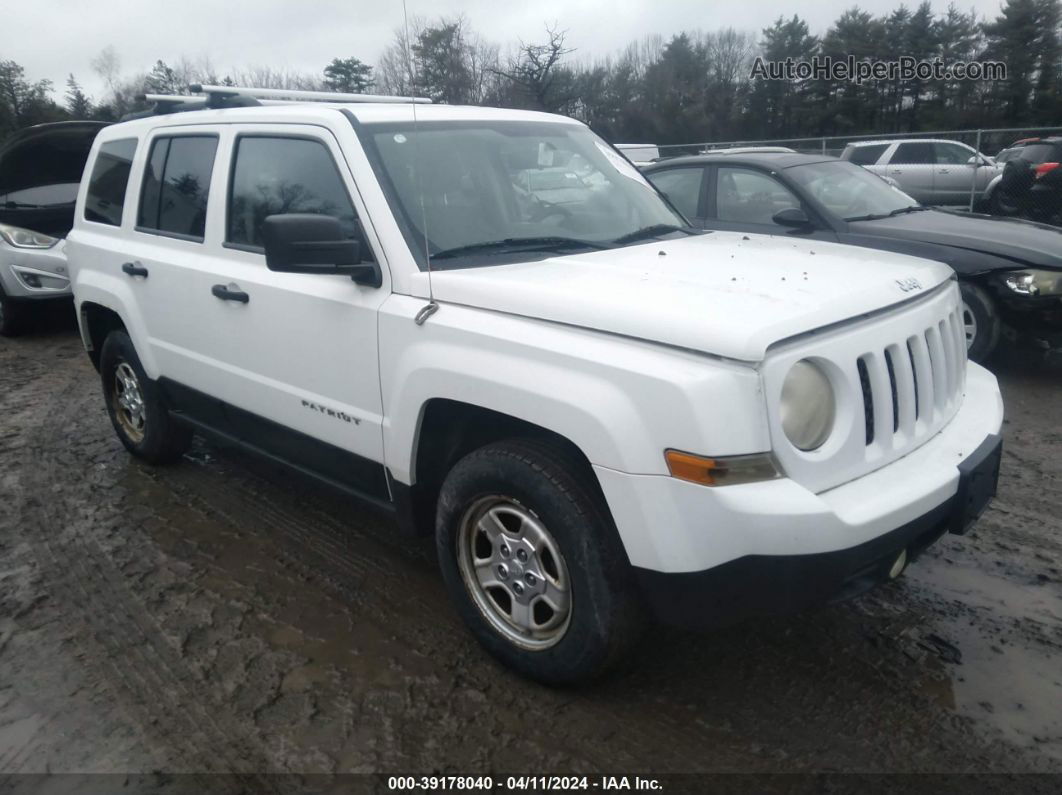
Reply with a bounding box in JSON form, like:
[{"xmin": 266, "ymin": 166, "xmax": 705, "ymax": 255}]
[{"xmin": 415, "ymin": 231, "xmax": 954, "ymax": 362}]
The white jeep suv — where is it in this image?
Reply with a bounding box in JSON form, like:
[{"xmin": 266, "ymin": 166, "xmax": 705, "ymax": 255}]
[{"xmin": 66, "ymin": 87, "xmax": 1004, "ymax": 683}]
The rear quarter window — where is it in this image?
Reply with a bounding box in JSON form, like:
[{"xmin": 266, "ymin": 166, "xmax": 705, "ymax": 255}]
[{"xmin": 84, "ymin": 139, "xmax": 138, "ymax": 226}]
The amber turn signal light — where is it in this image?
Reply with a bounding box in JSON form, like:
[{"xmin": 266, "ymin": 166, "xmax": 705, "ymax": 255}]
[{"xmin": 664, "ymin": 449, "xmax": 781, "ymax": 487}]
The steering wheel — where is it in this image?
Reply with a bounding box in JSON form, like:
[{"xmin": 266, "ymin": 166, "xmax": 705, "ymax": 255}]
[{"xmin": 530, "ymin": 198, "xmax": 572, "ymax": 223}]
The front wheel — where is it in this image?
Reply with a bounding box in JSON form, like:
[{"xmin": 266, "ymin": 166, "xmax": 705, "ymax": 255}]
[
  {"xmin": 100, "ymin": 330, "xmax": 192, "ymax": 463},
  {"xmin": 960, "ymin": 282, "xmax": 1001, "ymax": 363},
  {"xmin": 0, "ymin": 288, "xmax": 27, "ymax": 337},
  {"xmin": 435, "ymin": 439, "xmax": 644, "ymax": 684}
]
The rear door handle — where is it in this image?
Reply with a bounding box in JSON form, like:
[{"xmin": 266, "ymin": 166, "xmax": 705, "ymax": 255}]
[
  {"xmin": 939, "ymin": 168, "xmax": 950, "ymax": 174},
  {"xmin": 211, "ymin": 283, "xmax": 250, "ymax": 304},
  {"xmin": 122, "ymin": 262, "xmax": 148, "ymax": 278}
]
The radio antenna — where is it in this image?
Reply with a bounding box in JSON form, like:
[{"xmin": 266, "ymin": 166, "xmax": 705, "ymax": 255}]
[{"xmin": 403, "ymin": 0, "xmax": 438, "ymax": 325}]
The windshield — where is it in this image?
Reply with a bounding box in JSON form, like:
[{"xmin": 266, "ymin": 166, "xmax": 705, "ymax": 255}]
[
  {"xmin": 357, "ymin": 120, "xmax": 686, "ymax": 269},
  {"xmin": 786, "ymin": 160, "xmax": 919, "ymax": 221}
]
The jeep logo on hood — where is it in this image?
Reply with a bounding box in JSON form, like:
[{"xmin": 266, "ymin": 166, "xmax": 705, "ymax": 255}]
[{"xmin": 896, "ymin": 277, "xmax": 923, "ymax": 293}]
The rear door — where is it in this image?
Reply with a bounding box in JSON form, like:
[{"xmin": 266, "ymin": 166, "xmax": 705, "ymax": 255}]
[{"xmin": 884, "ymin": 142, "xmax": 936, "ymax": 203}]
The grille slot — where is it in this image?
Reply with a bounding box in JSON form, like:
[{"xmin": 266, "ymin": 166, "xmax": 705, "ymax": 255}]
[
  {"xmin": 906, "ymin": 339, "xmax": 920, "ymax": 420},
  {"xmin": 884, "ymin": 348, "xmax": 899, "ymax": 433},
  {"xmin": 857, "ymin": 357, "xmax": 874, "ymax": 445},
  {"xmin": 858, "ymin": 310, "xmax": 964, "ymax": 449}
]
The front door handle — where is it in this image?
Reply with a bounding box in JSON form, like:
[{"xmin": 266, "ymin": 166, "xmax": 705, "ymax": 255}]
[
  {"xmin": 122, "ymin": 262, "xmax": 148, "ymax": 278},
  {"xmin": 891, "ymin": 169, "xmax": 903, "ymax": 174},
  {"xmin": 939, "ymin": 168, "xmax": 950, "ymax": 174},
  {"xmin": 211, "ymin": 283, "xmax": 250, "ymax": 304}
]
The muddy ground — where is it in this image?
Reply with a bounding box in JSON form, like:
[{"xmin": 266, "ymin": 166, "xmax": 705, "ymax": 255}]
[{"xmin": 1, "ymin": 311, "xmax": 1060, "ymax": 788}]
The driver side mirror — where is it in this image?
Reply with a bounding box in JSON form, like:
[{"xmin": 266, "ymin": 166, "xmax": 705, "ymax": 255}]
[
  {"xmin": 262, "ymin": 214, "xmax": 382, "ymax": 288},
  {"xmin": 772, "ymin": 207, "xmax": 813, "ymax": 229}
]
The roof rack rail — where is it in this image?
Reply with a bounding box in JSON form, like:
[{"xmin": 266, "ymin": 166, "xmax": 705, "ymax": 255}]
[
  {"xmin": 189, "ymin": 84, "xmax": 432, "ymax": 105},
  {"xmin": 122, "ymin": 84, "xmax": 433, "ymax": 121}
]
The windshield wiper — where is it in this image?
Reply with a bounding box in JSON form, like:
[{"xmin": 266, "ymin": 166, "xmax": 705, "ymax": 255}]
[
  {"xmin": 431, "ymin": 236, "xmax": 611, "ymax": 260},
  {"xmin": 611, "ymin": 224, "xmax": 699, "ymax": 245},
  {"xmin": 846, "ymin": 205, "xmax": 928, "ymax": 222}
]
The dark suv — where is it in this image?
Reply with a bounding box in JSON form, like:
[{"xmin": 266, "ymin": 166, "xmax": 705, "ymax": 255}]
[{"xmin": 990, "ymin": 137, "xmax": 1062, "ymax": 222}]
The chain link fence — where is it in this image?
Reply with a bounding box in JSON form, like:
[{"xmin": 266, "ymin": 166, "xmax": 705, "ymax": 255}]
[{"xmin": 652, "ymin": 126, "xmax": 1062, "ymax": 222}]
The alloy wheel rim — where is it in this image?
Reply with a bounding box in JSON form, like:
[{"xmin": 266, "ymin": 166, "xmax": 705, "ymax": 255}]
[
  {"xmin": 112, "ymin": 361, "xmax": 146, "ymax": 443},
  {"xmin": 961, "ymin": 301, "xmax": 978, "ymax": 349},
  {"xmin": 457, "ymin": 496, "xmax": 572, "ymax": 650}
]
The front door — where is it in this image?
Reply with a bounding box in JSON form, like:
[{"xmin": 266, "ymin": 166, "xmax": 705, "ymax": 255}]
[{"xmin": 704, "ymin": 165, "xmax": 837, "ymax": 242}]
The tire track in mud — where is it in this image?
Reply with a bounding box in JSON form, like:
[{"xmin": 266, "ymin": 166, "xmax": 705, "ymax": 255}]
[
  {"xmin": 5, "ymin": 331, "xmax": 1062, "ymax": 778},
  {"xmin": 159, "ymin": 449, "xmax": 764, "ymax": 773},
  {"xmin": 5, "ymin": 342, "xmax": 280, "ymax": 789},
  {"xmin": 6, "ymin": 335, "xmax": 751, "ymax": 774}
]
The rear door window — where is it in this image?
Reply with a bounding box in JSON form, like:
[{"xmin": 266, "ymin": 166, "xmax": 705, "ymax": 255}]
[
  {"xmin": 137, "ymin": 135, "xmax": 218, "ymax": 240},
  {"xmin": 892, "ymin": 142, "xmax": 935, "ymax": 165},
  {"xmin": 84, "ymin": 139, "xmax": 138, "ymax": 226}
]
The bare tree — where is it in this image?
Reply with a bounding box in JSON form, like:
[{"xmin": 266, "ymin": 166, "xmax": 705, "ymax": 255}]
[
  {"xmin": 226, "ymin": 66, "xmax": 322, "ymax": 90},
  {"xmin": 376, "ymin": 15, "xmax": 424, "ymax": 96},
  {"xmin": 90, "ymin": 46, "xmax": 122, "ymax": 94},
  {"xmin": 495, "ymin": 25, "xmax": 574, "ymax": 110}
]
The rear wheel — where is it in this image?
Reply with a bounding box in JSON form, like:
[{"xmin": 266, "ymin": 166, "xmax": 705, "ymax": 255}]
[
  {"xmin": 100, "ymin": 330, "xmax": 192, "ymax": 463},
  {"xmin": 960, "ymin": 282, "xmax": 1001, "ymax": 363},
  {"xmin": 988, "ymin": 189, "xmax": 1021, "ymax": 217},
  {"xmin": 436, "ymin": 439, "xmax": 644, "ymax": 684}
]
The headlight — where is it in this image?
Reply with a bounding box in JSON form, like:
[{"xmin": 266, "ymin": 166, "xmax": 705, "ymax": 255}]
[
  {"xmin": 0, "ymin": 222, "xmax": 58, "ymax": 249},
  {"xmin": 1001, "ymin": 269, "xmax": 1062, "ymax": 296},
  {"xmin": 780, "ymin": 360, "xmax": 835, "ymax": 451}
]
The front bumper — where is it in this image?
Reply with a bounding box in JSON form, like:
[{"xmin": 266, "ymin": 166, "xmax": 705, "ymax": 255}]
[
  {"xmin": 594, "ymin": 361, "xmax": 1004, "ymax": 624},
  {"xmin": 0, "ymin": 241, "xmax": 71, "ymax": 301},
  {"xmin": 636, "ymin": 434, "xmax": 1001, "ymax": 628}
]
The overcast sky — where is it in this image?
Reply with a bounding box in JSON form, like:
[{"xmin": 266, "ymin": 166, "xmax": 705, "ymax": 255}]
[{"xmin": 9, "ymin": 0, "xmax": 1008, "ymax": 99}]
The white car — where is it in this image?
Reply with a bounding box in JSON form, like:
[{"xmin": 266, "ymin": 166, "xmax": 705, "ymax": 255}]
[
  {"xmin": 841, "ymin": 139, "xmax": 1001, "ymax": 207},
  {"xmin": 66, "ymin": 86, "xmax": 1004, "ymax": 683},
  {"xmin": 0, "ymin": 121, "xmax": 107, "ymax": 335}
]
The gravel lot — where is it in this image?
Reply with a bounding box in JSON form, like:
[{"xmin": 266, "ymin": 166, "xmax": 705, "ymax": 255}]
[{"xmin": 1, "ymin": 311, "xmax": 1060, "ymax": 786}]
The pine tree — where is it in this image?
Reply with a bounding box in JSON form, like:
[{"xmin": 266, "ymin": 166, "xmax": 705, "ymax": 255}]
[
  {"xmin": 65, "ymin": 74, "xmax": 91, "ymax": 118},
  {"xmin": 323, "ymin": 57, "xmax": 374, "ymax": 94}
]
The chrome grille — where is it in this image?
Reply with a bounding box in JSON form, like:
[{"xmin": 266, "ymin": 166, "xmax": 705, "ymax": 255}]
[{"xmin": 856, "ymin": 305, "xmax": 967, "ymax": 450}]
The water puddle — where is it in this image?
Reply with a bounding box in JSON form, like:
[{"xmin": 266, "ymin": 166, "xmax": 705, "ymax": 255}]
[{"xmin": 908, "ymin": 557, "xmax": 1062, "ymax": 760}]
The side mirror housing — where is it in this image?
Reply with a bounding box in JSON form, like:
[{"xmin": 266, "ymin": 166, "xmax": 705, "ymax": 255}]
[
  {"xmin": 772, "ymin": 207, "xmax": 813, "ymax": 228},
  {"xmin": 261, "ymin": 214, "xmax": 382, "ymax": 287}
]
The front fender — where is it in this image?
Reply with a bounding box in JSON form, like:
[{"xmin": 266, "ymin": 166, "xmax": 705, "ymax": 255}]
[{"xmin": 378, "ymin": 296, "xmax": 771, "ymax": 485}]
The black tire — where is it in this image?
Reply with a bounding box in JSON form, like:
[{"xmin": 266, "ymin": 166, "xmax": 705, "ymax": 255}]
[
  {"xmin": 436, "ymin": 438, "xmax": 645, "ymax": 685},
  {"xmin": 100, "ymin": 330, "xmax": 192, "ymax": 464},
  {"xmin": 960, "ymin": 282, "xmax": 1001, "ymax": 363},
  {"xmin": 0, "ymin": 287, "xmax": 27, "ymax": 337},
  {"xmin": 988, "ymin": 188, "xmax": 1021, "ymax": 217}
]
